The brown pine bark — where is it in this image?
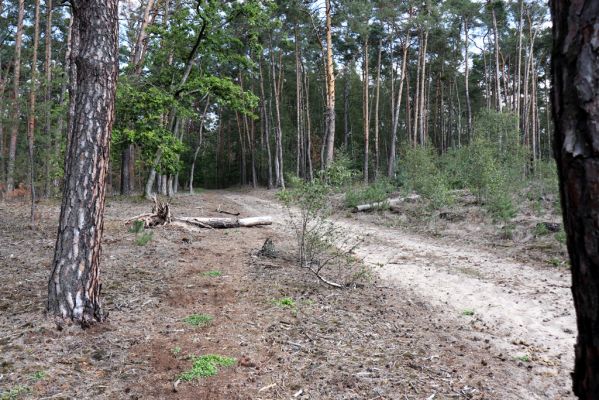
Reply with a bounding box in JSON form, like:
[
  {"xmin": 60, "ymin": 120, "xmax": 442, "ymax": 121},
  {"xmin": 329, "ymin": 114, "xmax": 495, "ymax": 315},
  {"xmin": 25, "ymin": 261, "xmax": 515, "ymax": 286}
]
[
  {"xmin": 47, "ymin": 0, "xmax": 119, "ymax": 325},
  {"xmin": 363, "ymin": 37, "xmax": 369, "ymax": 184},
  {"xmin": 43, "ymin": 0, "xmax": 53, "ymax": 197},
  {"xmin": 374, "ymin": 40, "xmax": 382, "ymax": 179},
  {"xmin": 323, "ymin": 0, "xmax": 336, "ymax": 168},
  {"xmin": 258, "ymin": 61, "xmax": 273, "ymax": 188},
  {"xmin": 388, "ymin": 35, "xmax": 409, "ymax": 178},
  {"xmin": 6, "ymin": 0, "xmax": 25, "ymax": 192},
  {"xmin": 27, "ymin": 0, "xmax": 41, "ymax": 224},
  {"xmin": 491, "ymin": 3, "xmax": 502, "ymax": 112},
  {"xmin": 464, "ymin": 18, "xmax": 472, "ymax": 140},
  {"xmin": 551, "ymin": 0, "xmax": 599, "ymax": 396},
  {"xmin": 132, "ymin": 0, "xmax": 156, "ymax": 75}
]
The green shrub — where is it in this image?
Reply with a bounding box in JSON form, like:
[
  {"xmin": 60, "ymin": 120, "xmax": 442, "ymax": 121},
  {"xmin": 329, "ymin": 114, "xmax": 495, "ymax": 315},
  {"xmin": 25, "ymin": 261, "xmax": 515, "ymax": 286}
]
[
  {"xmin": 459, "ymin": 137, "xmax": 518, "ymax": 220},
  {"xmin": 319, "ymin": 152, "xmax": 357, "ymax": 189},
  {"xmin": 399, "ymin": 145, "xmax": 452, "ymax": 209},
  {"xmin": 344, "ymin": 179, "xmax": 394, "ymax": 209}
]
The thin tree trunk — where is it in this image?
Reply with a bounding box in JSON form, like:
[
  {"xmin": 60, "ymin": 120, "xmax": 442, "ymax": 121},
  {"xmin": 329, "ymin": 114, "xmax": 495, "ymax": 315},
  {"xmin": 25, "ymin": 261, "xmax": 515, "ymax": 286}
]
[
  {"xmin": 259, "ymin": 61, "xmax": 273, "ymax": 188},
  {"xmin": 343, "ymin": 63, "xmax": 351, "ymax": 150},
  {"xmin": 43, "ymin": 0, "xmax": 53, "ymax": 197},
  {"xmin": 189, "ymin": 98, "xmax": 209, "ymax": 193},
  {"xmin": 295, "ymin": 24, "xmax": 302, "ymax": 177},
  {"xmin": 374, "ymin": 40, "xmax": 382, "ymax": 179},
  {"xmin": 464, "ymin": 19, "xmax": 472, "ymax": 140},
  {"xmin": 363, "ymin": 37, "xmax": 369, "ymax": 184},
  {"xmin": 27, "ymin": 0, "xmax": 41, "ymax": 224},
  {"xmin": 271, "ymin": 49, "xmax": 285, "ymax": 188},
  {"xmin": 323, "ymin": 0, "xmax": 336, "ymax": 168},
  {"xmin": 48, "ymin": 0, "xmax": 118, "ymax": 325},
  {"xmin": 419, "ymin": 29, "xmax": 429, "ymax": 145},
  {"xmin": 132, "ymin": 0, "xmax": 156, "ymax": 75},
  {"xmin": 388, "ymin": 37, "xmax": 409, "ymax": 177},
  {"xmin": 551, "ymin": 0, "xmax": 599, "ymax": 396},
  {"xmin": 6, "ymin": 0, "xmax": 25, "ymax": 192},
  {"xmin": 302, "ymin": 59, "xmax": 314, "ymax": 181},
  {"xmin": 412, "ymin": 32, "xmax": 421, "ymax": 146},
  {"xmin": 515, "ymin": 0, "xmax": 524, "ymax": 118},
  {"xmin": 492, "ymin": 4, "xmax": 502, "ymax": 112}
]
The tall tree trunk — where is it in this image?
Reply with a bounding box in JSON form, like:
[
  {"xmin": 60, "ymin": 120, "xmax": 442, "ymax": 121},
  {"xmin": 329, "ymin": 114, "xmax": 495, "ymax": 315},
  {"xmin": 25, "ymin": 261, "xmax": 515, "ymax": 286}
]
[
  {"xmin": 259, "ymin": 62, "xmax": 273, "ymax": 188},
  {"xmin": 551, "ymin": 0, "xmax": 599, "ymax": 396},
  {"xmin": 373, "ymin": 40, "xmax": 382, "ymax": 180},
  {"xmin": 491, "ymin": 4, "xmax": 502, "ymax": 112},
  {"xmin": 189, "ymin": 98, "xmax": 209, "ymax": 193},
  {"xmin": 132, "ymin": 0, "xmax": 156, "ymax": 75},
  {"xmin": 388, "ymin": 38, "xmax": 409, "ymax": 177},
  {"xmin": 48, "ymin": 0, "xmax": 118, "ymax": 325},
  {"xmin": 43, "ymin": 0, "xmax": 53, "ymax": 197},
  {"xmin": 27, "ymin": 0, "xmax": 41, "ymax": 224},
  {"xmin": 6, "ymin": 0, "xmax": 25, "ymax": 192},
  {"xmin": 363, "ymin": 37, "xmax": 369, "ymax": 184},
  {"xmin": 323, "ymin": 0, "xmax": 336, "ymax": 168},
  {"xmin": 295, "ymin": 24, "xmax": 302, "ymax": 177},
  {"xmin": 0, "ymin": 62, "xmax": 8, "ymax": 184},
  {"xmin": 412, "ymin": 32, "xmax": 422, "ymax": 146},
  {"xmin": 343, "ymin": 63, "xmax": 351, "ymax": 150},
  {"xmin": 515, "ymin": 0, "xmax": 524, "ymax": 118},
  {"xmin": 419, "ymin": 29, "xmax": 429, "ymax": 145},
  {"xmin": 464, "ymin": 19, "xmax": 472, "ymax": 140},
  {"xmin": 271, "ymin": 49, "xmax": 285, "ymax": 188},
  {"xmin": 302, "ymin": 59, "xmax": 314, "ymax": 181}
]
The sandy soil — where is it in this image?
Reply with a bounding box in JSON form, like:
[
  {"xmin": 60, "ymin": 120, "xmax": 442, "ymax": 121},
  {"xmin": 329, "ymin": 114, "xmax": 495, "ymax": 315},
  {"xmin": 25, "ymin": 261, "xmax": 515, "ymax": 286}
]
[
  {"xmin": 223, "ymin": 190, "xmax": 576, "ymax": 399},
  {"xmin": 0, "ymin": 190, "xmax": 575, "ymax": 399}
]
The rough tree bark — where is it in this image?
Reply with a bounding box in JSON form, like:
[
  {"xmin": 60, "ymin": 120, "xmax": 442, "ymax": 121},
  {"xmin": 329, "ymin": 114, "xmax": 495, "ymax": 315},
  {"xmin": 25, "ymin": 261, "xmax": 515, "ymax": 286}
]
[
  {"xmin": 362, "ymin": 37, "xmax": 369, "ymax": 184},
  {"xmin": 551, "ymin": 0, "xmax": 599, "ymax": 397},
  {"xmin": 6, "ymin": 0, "xmax": 24, "ymax": 192},
  {"xmin": 47, "ymin": 0, "xmax": 119, "ymax": 325},
  {"xmin": 27, "ymin": 0, "xmax": 41, "ymax": 224},
  {"xmin": 43, "ymin": 0, "xmax": 53, "ymax": 197},
  {"xmin": 323, "ymin": 0, "xmax": 336, "ymax": 168}
]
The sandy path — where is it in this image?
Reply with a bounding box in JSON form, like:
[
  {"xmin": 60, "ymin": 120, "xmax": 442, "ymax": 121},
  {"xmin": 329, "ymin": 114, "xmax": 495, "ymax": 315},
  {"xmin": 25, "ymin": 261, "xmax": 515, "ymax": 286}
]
[{"xmin": 224, "ymin": 191, "xmax": 576, "ymax": 399}]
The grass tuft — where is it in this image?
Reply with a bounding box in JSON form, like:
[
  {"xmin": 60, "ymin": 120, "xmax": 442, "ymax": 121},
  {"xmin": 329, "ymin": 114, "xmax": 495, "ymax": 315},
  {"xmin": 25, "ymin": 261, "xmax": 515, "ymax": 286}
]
[
  {"xmin": 183, "ymin": 314, "xmax": 213, "ymax": 327},
  {"xmin": 203, "ymin": 270, "xmax": 222, "ymax": 277},
  {"xmin": 179, "ymin": 354, "xmax": 236, "ymax": 381},
  {"xmin": 272, "ymin": 297, "xmax": 296, "ymax": 309}
]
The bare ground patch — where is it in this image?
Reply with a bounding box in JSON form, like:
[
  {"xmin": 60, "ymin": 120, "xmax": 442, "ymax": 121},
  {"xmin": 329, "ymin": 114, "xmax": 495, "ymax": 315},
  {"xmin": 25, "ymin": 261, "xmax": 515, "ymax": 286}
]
[{"xmin": 0, "ymin": 191, "xmax": 574, "ymax": 399}]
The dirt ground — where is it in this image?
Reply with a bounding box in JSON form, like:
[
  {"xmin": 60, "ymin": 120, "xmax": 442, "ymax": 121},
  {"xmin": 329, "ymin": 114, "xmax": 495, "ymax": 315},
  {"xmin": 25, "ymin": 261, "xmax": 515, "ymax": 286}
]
[{"xmin": 0, "ymin": 190, "xmax": 574, "ymax": 399}]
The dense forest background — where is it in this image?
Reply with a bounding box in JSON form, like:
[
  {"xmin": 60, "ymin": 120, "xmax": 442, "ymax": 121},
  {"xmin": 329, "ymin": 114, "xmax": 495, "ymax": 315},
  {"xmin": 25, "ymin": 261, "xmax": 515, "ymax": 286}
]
[{"xmin": 0, "ymin": 0, "xmax": 553, "ymax": 217}]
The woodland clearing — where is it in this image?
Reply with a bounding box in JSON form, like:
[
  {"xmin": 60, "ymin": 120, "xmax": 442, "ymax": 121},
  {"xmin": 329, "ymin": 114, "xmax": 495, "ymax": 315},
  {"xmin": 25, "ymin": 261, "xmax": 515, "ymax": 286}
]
[{"xmin": 0, "ymin": 190, "xmax": 573, "ymax": 399}]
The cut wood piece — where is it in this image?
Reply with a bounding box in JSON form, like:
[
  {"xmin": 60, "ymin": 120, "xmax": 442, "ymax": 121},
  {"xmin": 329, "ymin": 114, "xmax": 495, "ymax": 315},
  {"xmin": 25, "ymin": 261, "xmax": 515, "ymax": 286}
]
[
  {"xmin": 353, "ymin": 194, "xmax": 420, "ymax": 212},
  {"xmin": 216, "ymin": 204, "xmax": 240, "ymax": 216},
  {"xmin": 175, "ymin": 216, "xmax": 272, "ymax": 229}
]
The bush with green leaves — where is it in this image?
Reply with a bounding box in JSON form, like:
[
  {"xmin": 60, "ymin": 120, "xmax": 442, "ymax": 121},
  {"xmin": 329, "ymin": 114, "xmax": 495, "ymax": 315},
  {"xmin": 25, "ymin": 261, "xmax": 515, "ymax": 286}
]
[
  {"xmin": 318, "ymin": 151, "xmax": 357, "ymax": 189},
  {"xmin": 344, "ymin": 178, "xmax": 395, "ymax": 209},
  {"xmin": 399, "ymin": 145, "xmax": 452, "ymax": 209},
  {"xmin": 460, "ymin": 137, "xmax": 517, "ymax": 220}
]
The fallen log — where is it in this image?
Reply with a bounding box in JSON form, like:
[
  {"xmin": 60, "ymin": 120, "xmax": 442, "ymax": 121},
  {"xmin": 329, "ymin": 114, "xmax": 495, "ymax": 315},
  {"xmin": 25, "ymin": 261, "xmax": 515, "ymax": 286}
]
[
  {"xmin": 353, "ymin": 194, "xmax": 420, "ymax": 212},
  {"xmin": 127, "ymin": 199, "xmax": 271, "ymax": 229},
  {"xmin": 174, "ymin": 216, "xmax": 272, "ymax": 229}
]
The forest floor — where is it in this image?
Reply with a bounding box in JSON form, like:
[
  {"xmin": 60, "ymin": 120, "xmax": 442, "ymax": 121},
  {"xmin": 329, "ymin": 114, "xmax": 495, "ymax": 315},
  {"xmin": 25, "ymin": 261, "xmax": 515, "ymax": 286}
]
[{"xmin": 0, "ymin": 189, "xmax": 574, "ymax": 399}]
